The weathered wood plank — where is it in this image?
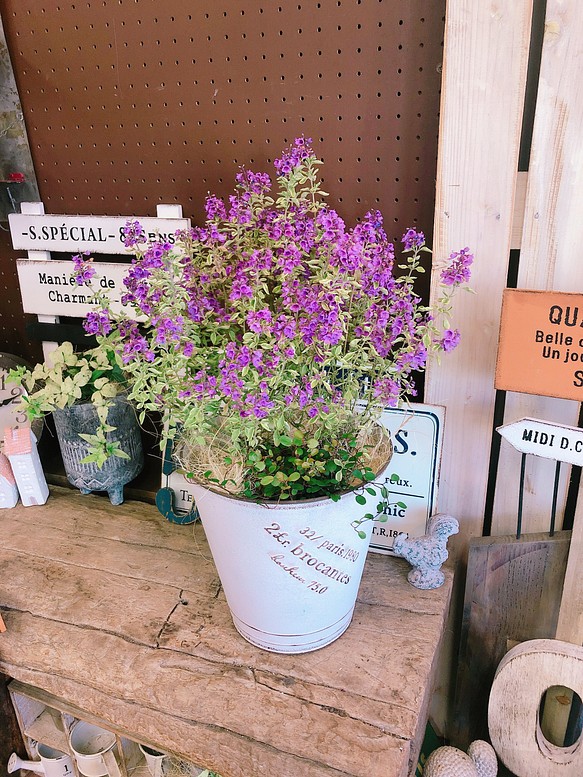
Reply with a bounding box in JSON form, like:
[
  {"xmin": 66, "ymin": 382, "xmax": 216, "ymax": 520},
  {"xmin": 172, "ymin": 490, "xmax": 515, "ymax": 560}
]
[
  {"xmin": 424, "ymin": 0, "xmax": 534, "ymax": 732},
  {"xmin": 453, "ymin": 531, "xmax": 570, "ymax": 748},
  {"xmin": 0, "ymin": 548, "xmax": 449, "ymax": 741},
  {"xmin": 0, "ymin": 515, "xmax": 219, "ymax": 594},
  {"xmin": 557, "ymin": 494, "xmax": 583, "ymax": 644},
  {"xmin": 6, "ymin": 674, "xmax": 361, "ymax": 777},
  {"xmin": 0, "ymin": 487, "xmax": 448, "ymax": 614},
  {"xmin": 0, "ymin": 488, "xmax": 453, "ymax": 777},
  {"xmin": 0, "ymin": 609, "xmax": 407, "ymax": 777},
  {"xmin": 162, "ymin": 599, "xmax": 445, "ymax": 738},
  {"xmin": 0, "ymin": 542, "xmax": 446, "ymax": 734},
  {"xmin": 1, "ymin": 488, "xmax": 195, "ymax": 550}
]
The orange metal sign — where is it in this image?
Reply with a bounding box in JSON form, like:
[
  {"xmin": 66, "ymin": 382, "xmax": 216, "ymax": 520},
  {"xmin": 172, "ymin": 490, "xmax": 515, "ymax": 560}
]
[{"xmin": 496, "ymin": 289, "xmax": 583, "ymax": 402}]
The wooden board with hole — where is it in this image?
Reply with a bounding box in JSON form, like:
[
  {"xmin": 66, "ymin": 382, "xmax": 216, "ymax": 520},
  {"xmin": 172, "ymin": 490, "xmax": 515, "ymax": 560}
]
[{"xmin": 453, "ymin": 531, "xmax": 571, "ymax": 750}]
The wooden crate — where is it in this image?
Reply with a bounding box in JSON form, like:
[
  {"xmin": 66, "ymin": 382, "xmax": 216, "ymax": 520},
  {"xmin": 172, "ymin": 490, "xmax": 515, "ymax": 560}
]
[
  {"xmin": 8, "ymin": 681, "xmax": 210, "ymax": 777},
  {"xmin": 424, "ymin": 0, "xmax": 583, "ymax": 736}
]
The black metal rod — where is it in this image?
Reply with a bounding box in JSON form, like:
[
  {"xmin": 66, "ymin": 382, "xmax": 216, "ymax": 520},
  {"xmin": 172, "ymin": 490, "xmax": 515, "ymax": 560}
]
[
  {"xmin": 517, "ymin": 452, "xmax": 526, "ymax": 539},
  {"xmin": 549, "ymin": 460, "xmax": 561, "ymax": 537},
  {"xmin": 564, "ymin": 691, "xmax": 583, "ymax": 747}
]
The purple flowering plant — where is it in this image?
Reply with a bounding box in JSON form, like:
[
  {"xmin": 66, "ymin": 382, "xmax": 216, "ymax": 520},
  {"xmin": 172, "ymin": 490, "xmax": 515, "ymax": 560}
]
[{"xmin": 73, "ymin": 137, "xmax": 472, "ymax": 502}]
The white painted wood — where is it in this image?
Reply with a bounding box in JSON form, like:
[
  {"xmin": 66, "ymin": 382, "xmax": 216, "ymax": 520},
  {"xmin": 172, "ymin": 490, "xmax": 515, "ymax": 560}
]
[
  {"xmin": 156, "ymin": 204, "xmax": 183, "ymax": 218},
  {"xmin": 492, "ymin": 0, "xmax": 583, "ymax": 535},
  {"xmin": 8, "ymin": 212, "xmax": 190, "ymax": 253},
  {"xmin": 556, "ymin": 490, "xmax": 583, "ymax": 644},
  {"xmin": 16, "ymin": 259, "xmax": 133, "ymax": 318},
  {"xmin": 497, "ymin": 417, "xmax": 583, "ymax": 467},
  {"xmin": 20, "ymin": 202, "xmax": 60, "ymax": 360},
  {"xmin": 10, "ymin": 203, "xmax": 190, "ymax": 359},
  {"xmin": 424, "ymin": 0, "xmax": 534, "ymax": 735},
  {"xmin": 425, "ymin": 0, "xmax": 533, "ymax": 550}
]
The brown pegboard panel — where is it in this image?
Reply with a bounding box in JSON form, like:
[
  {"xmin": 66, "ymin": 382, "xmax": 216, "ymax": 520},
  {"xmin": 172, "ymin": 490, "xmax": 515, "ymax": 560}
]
[
  {"xmin": 0, "ymin": 0, "xmax": 444, "ymax": 246},
  {"xmin": 0, "ymin": 227, "xmax": 43, "ymax": 363}
]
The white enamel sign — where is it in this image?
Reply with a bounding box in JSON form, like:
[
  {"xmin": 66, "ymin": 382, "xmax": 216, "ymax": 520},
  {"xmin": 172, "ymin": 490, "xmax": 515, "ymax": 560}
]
[
  {"xmin": 9, "ymin": 213, "xmax": 190, "ymax": 253},
  {"xmin": 16, "ymin": 259, "xmax": 133, "ymax": 317},
  {"xmin": 370, "ymin": 403, "xmax": 444, "ymax": 554},
  {"xmin": 497, "ymin": 417, "xmax": 583, "ymax": 467}
]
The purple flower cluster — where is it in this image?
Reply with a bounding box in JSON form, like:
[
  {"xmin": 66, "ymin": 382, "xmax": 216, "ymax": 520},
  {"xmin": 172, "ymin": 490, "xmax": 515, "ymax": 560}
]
[
  {"xmin": 84, "ymin": 308, "xmax": 112, "ymax": 336},
  {"xmin": 204, "ymin": 195, "xmax": 227, "ymax": 221},
  {"xmin": 75, "ymin": 138, "xmax": 472, "ymax": 444},
  {"xmin": 441, "ymin": 247, "xmax": 473, "ymax": 286},
  {"xmin": 441, "ymin": 329, "xmax": 461, "ymax": 352},
  {"xmin": 235, "ymin": 169, "xmax": 272, "ymax": 198},
  {"xmin": 72, "ymin": 252, "xmax": 96, "ymax": 285},
  {"xmin": 120, "ymin": 240, "xmax": 173, "ymax": 314},
  {"xmin": 117, "ymin": 320, "xmax": 155, "ymax": 363},
  {"xmin": 401, "ymin": 228, "xmax": 425, "ymax": 251},
  {"xmin": 273, "ymin": 136, "xmax": 313, "ymax": 176},
  {"xmin": 122, "ymin": 220, "xmax": 146, "ymax": 248}
]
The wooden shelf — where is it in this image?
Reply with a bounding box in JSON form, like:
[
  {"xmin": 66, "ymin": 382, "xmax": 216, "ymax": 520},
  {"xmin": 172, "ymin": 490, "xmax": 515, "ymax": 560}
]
[
  {"xmin": 19, "ymin": 708, "xmax": 70, "ymax": 752},
  {"xmin": 9, "ymin": 682, "xmax": 209, "ymax": 777},
  {"xmin": 0, "ymin": 487, "xmax": 453, "ymax": 777}
]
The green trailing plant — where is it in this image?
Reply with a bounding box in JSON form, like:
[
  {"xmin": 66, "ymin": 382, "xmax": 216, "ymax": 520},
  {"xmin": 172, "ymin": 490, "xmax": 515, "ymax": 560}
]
[{"xmin": 8, "ymin": 341, "xmax": 131, "ymax": 467}]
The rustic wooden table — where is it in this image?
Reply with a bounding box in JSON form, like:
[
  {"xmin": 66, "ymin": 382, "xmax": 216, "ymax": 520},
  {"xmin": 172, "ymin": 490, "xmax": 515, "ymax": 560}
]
[{"xmin": 0, "ymin": 487, "xmax": 453, "ymax": 777}]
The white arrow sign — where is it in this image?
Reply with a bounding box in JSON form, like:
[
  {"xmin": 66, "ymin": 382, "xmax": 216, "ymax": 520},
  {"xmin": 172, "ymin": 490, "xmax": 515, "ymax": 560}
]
[{"xmin": 497, "ymin": 417, "xmax": 583, "ymax": 467}]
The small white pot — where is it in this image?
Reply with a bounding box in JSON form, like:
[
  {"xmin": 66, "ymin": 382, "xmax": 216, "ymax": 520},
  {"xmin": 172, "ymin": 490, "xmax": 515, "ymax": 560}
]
[
  {"xmin": 138, "ymin": 745, "xmax": 168, "ymax": 777},
  {"xmin": 191, "ymin": 460, "xmax": 390, "ymax": 654},
  {"xmin": 69, "ymin": 721, "xmax": 121, "ymax": 777}
]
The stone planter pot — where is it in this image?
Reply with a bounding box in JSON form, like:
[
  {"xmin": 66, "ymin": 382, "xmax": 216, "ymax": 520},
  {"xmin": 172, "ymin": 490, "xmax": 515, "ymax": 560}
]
[
  {"xmin": 52, "ymin": 395, "xmax": 144, "ymax": 505},
  {"xmin": 189, "ymin": 458, "xmax": 392, "ymax": 654}
]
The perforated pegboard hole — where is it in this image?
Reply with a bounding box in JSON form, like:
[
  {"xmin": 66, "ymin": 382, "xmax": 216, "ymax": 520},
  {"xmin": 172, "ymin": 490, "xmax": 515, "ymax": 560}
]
[{"xmin": 2, "ymin": 0, "xmax": 444, "ymax": 252}]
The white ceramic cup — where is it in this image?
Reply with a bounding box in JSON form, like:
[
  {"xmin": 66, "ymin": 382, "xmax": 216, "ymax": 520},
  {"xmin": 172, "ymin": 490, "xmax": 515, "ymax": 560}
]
[
  {"xmin": 138, "ymin": 744, "xmax": 168, "ymax": 777},
  {"xmin": 69, "ymin": 721, "xmax": 121, "ymax": 777}
]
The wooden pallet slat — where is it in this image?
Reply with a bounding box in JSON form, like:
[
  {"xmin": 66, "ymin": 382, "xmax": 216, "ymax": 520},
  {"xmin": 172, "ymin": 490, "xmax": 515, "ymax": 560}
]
[
  {"xmin": 492, "ymin": 0, "xmax": 583, "ymax": 538},
  {"xmin": 424, "ymin": 0, "xmax": 534, "ymax": 733}
]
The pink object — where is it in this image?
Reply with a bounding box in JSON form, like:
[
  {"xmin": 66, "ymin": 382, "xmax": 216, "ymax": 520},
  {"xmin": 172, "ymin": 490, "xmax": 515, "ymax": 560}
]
[
  {"xmin": 3, "ymin": 426, "xmax": 49, "ymax": 506},
  {"xmin": 0, "ymin": 452, "xmax": 16, "ymax": 484},
  {"xmin": 3, "ymin": 426, "xmax": 33, "ymax": 456}
]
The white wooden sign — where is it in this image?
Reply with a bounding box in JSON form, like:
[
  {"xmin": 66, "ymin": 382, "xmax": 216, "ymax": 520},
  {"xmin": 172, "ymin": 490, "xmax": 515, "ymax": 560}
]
[
  {"xmin": 497, "ymin": 417, "xmax": 583, "ymax": 467},
  {"xmin": 8, "ymin": 213, "xmax": 190, "ymax": 253},
  {"xmin": 370, "ymin": 403, "xmax": 445, "ymax": 554},
  {"xmin": 16, "ymin": 259, "xmax": 132, "ymax": 317}
]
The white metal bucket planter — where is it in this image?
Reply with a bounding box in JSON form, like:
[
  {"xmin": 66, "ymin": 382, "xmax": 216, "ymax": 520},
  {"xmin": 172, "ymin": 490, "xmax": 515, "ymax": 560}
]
[{"xmin": 190, "ymin": 461, "xmax": 390, "ymax": 654}]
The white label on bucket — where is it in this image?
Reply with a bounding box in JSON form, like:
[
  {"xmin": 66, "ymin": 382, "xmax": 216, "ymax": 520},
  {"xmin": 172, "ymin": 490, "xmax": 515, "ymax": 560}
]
[{"xmin": 369, "ymin": 403, "xmax": 444, "ymax": 555}]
